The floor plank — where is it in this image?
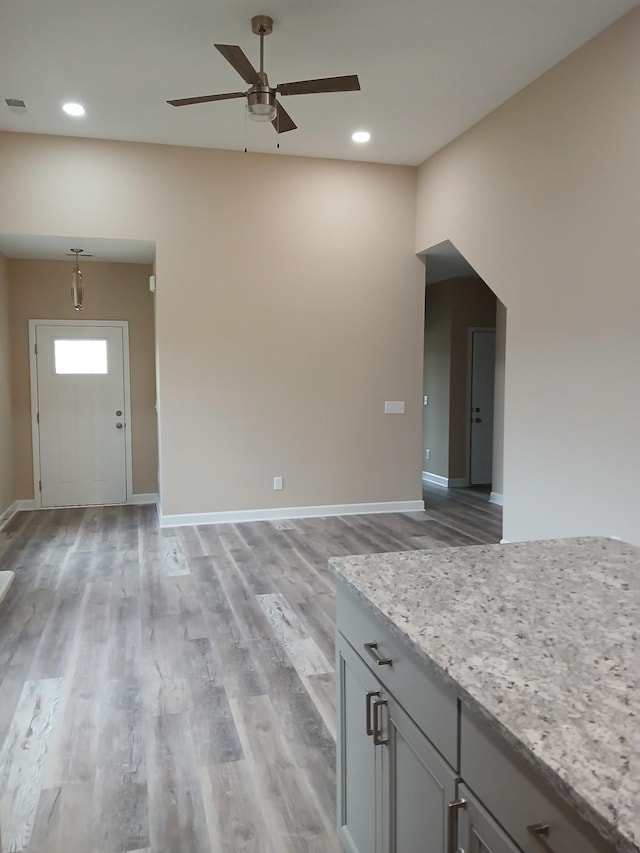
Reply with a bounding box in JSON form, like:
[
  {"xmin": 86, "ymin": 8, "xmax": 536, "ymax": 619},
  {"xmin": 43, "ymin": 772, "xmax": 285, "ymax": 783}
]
[
  {"xmin": 0, "ymin": 486, "xmax": 501, "ymax": 851},
  {"xmin": 0, "ymin": 678, "xmax": 63, "ymax": 852}
]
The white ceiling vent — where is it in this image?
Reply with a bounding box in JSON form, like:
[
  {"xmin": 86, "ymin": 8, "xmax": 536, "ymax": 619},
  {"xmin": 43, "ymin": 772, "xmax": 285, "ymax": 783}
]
[{"xmin": 5, "ymin": 98, "xmax": 26, "ymax": 109}]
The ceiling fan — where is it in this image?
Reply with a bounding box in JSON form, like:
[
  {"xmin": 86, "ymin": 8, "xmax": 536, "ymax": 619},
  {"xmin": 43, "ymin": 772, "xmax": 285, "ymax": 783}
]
[{"xmin": 167, "ymin": 14, "xmax": 361, "ymax": 134}]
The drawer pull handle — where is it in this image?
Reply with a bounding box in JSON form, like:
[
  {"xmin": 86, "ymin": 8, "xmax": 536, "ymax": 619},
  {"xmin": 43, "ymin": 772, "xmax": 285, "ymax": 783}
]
[
  {"xmin": 372, "ymin": 698, "xmax": 388, "ymax": 745},
  {"xmin": 447, "ymin": 800, "xmax": 466, "ymax": 853},
  {"xmin": 364, "ymin": 641, "xmax": 392, "ymax": 666},
  {"xmin": 527, "ymin": 823, "xmax": 555, "ymax": 852},
  {"xmin": 365, "ymin": 690, "xmax": 380, "ymax": 736}
]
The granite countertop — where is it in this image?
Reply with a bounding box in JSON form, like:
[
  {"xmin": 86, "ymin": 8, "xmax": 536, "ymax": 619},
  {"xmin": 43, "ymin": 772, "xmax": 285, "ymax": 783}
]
[{"xmin": 330, "ymin": 537, "xmax": 639, "ymax": 853}]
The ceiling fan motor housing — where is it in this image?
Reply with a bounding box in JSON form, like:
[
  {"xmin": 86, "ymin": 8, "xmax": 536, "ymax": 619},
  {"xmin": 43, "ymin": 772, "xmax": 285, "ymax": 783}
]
[{"xmin": 248, "ymin": 84, "xmax": 277, "ymax": 121}]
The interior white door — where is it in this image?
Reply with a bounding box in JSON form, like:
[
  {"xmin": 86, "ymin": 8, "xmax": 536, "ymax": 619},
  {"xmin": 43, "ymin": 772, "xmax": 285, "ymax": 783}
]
[
  {"xmin": 35, "ymin": 323, "xmax": 128, "ymax": 507},
  {"xmin": 470, "ymin": 330, "xmax": 496, "ymax": 486}
]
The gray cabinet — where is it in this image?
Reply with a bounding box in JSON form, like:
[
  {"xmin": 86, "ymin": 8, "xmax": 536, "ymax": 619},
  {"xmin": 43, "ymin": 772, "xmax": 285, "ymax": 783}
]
[
  {"xmin": 381, "ymin": 693, "xmax": 457, "ymax": 853},
  {"xmin": 337, "ymin": 633, "xmax": 457, "ymax": 853},
  {"xmin": 336, "ymin": 581, "xmax": 614, "ymax": 853},
  {"xmin": 455, "ymin": 784, "xmax": 521, "ymax": 853},
  {"xmin": 337, "ymin": 633, "xmax": 380, "ymax": 853}
]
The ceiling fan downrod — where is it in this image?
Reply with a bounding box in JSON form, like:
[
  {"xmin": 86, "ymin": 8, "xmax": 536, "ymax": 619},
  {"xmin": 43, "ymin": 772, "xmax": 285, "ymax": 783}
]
[{"xmin": 251, "ymin": 15, "xmax": 273, "ymax": 82}]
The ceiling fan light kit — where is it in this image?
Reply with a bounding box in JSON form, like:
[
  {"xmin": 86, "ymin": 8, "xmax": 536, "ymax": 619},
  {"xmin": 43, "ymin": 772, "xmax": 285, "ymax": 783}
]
[
  {"xmin": 167, "ymin": 13, "xmax": 361, "ymax": 135},
  {"xmin": 247, "ymin": 86, "xmax": 277, "ymax": 122}
]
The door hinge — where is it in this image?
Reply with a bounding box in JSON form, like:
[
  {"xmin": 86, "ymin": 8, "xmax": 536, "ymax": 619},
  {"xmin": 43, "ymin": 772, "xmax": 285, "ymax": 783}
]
[
  {"xmin": 34, "ymin": 343, "xmax": 37, "ymax": 355},
  {"xmin": 36, "ymin": 412, "xmax": 39, "ymax": 424},
  {"xmin": 38, "ymin": 480, "xmax": 42, "ymax": 492}
]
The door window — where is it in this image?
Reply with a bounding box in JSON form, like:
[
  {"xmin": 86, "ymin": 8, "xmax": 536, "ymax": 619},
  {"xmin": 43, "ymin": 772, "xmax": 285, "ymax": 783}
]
[{"xmin": 53, "ymin": 339, "xmax": 108, "ymax": 374}]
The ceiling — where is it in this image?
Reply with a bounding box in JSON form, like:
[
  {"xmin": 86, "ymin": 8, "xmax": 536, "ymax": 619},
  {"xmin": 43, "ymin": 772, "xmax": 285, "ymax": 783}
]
[
  {"xmin": 0, "ymin": 0, "xmax": 634, "ymax": 167},
  {"xmin": 0, "ymin": 235, "xmax": 155, "ymax": 264}
]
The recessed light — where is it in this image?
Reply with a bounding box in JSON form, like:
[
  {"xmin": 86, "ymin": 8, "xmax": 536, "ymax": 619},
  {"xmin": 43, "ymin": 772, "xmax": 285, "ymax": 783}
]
[
  {"xmin": 63, "ymin": 102, "xmax": 85, "ymax": 117},
  {"xmin": 352, "ymin": 130, "xmax": 371, "ymax": 144}
]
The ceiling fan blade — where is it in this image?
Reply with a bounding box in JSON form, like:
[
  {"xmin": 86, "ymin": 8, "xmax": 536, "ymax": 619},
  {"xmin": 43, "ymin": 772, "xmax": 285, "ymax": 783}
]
[
  {"xmin": 272, "ymin": 100, "xmax": 297, "ymax": 134},
  {"xmin": 277, "ymin": 74, "xmax": 360, "ymax": 97},
  {"xmin": 214, "ymin": 44, "xmax": 260, "ymax": 85},
  {"xmin": 167, "ymin": 92, "xmax": 246, "ymax": 107}
]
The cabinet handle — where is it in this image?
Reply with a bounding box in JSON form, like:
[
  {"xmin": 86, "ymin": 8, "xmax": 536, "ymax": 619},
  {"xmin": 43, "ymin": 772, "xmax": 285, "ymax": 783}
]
[
  {"xmin": 372, "ymin": 698, "xmax": 388, "ymax": 745},
  {"xmin": 527, "ymin": 823, "xmax": 556, "ymax": 852},
  {"xmin": 447, "ymin": 800, "xmax": 466, "ymax": 853},
  {"xmin": 364, "ymin": 641, "xmax": 392, "ymax": 666},
  {"xmin": 365, "ymin": 690, "xmax": 381, "ymax": 736}
]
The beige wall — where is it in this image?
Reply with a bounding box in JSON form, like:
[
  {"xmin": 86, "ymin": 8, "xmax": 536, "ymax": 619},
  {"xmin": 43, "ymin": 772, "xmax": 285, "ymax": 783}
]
[
  {"xmin": 0, "ymin": 253, "xmax": 13, "ymax": 514},
  {"xmin": 0, "ymin": 138, "xmax": 424, "ymax": 516},
  {"xmin": 416, "ymin": 8, "xmax": 640, "ymax": 544},
  {"xmin": 9, "ymin": 260, "xmax": 158, "ymax": 498}
]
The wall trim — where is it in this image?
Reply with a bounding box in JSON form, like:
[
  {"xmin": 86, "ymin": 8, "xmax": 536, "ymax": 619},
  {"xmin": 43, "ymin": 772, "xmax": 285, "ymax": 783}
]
[
  {"xmin": 500, "ymin": 538, "xmax": 511, "ymax": 544},
  {"xmin": 422, "ymin": 471, "xmax": 448, "ymax": 487},
  {"xmin": 15, "ymin": 499, "xmax": 36, "ymax": 511},
  {"xmin": 158, "ymin": 499, "xmax": 426, "ymax": 529},
  {"xmin": 2, "ymin": 495, "xmax": 155, "ymax": 520},
  {"xmin": 0, "ymin": 571, "xmax": 15, "ymax": 606},
  {"xmin": 0, "ymin": 500, "xmax": 37, "ymax": 530},
  {"xmin": 0, "ymin": 501, "xmax": 17, "ymax": 530},
  {"xmin": 489, "ymin": 491, "xmax": 504, "ymax": 506},
  {"xmin": 131, "ymin": 493, "xmax": 158, "ymax": 505},
  {"xmin": 422, "ymin": 472, "xmax": 469, "ymax": 489}
]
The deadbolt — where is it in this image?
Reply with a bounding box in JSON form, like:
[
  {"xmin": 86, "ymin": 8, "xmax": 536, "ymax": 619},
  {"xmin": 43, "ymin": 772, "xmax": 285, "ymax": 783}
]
[
  {"xmin": 116, "ymin": 410, "xmax": 122, "ymax": 416},
  {"xmin": 475, "ymin": 418, "xmax": 482, "ymax": 423},
  {"xmin": 116, "ymin": 422, "xmax": 123, "ymax": 429}
]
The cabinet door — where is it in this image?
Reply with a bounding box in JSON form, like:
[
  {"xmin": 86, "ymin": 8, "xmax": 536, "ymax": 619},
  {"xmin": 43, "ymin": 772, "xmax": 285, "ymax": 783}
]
[
  {"xmin": 381, "ymin": 694, "xmax": 458, "ymax": 853},
  {"xmin": 336, "ymin": 633, "xmax": 382, "ymax": 853},
  {"xmin": 456, "ymin": 784, "xmax": 522, "ymax": 853}
]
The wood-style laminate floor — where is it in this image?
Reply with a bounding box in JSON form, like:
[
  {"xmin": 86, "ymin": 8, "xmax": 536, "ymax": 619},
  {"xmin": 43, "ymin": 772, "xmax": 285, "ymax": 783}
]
[{"xmin": 0, "ymin": 485, "xmax": 501, "ymax": 853}]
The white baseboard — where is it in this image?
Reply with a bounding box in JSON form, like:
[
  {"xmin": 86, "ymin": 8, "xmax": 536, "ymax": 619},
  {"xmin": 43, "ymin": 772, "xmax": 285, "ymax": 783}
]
[
  {"xmin": 16, "ymin": 499, "xmax": 36, "ymax": 511},
  {"xmin": 500, "ymin": 538, "xmax": 511, "ymax": 544},
  {"xmin": 0, "ymin": 499, "xmax": 37, "ymax": 530},
  {"xmin": 0, "ymin": 501, "xmax": 17, "ymax": 530},
  {"xmin": 422, "ymin": 472, "xmax": 469, "ymax": 488},
  {"xmin": 131, "ymin": 493, "xmax": 158, "ymax": 505},
  {"xmin": 0, "ymin": 571, "xmax": 15, "ymax": 606},
  {"xmin": 489, "ymin": 491, "xmax": 504, "ymax": 506},
  {"xmin": 158, "ymin": 499, "xmax": 426, "ymax": 529},
  {"xmin": 422, "ymin": 471, "xmax": 448, "ymax": 487}
]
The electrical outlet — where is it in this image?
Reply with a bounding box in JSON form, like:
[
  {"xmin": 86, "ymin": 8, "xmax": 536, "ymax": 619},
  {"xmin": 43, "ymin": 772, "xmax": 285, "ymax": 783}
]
[
  {"xmin": 273, "ymin": 476, "xmax": 283, "ymax": 491},
  {"xmin": 425, "ymin": 449, "xmax": 431, "ymax": 460},
  {"xmin": 423, "ymin": 395, "xmax": 428, "ymax": 406}
]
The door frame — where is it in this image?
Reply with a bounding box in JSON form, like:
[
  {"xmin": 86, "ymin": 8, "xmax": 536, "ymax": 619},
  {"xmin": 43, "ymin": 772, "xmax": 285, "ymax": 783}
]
[
  {"xmin": 465, "ymin": 327, "xmax": 496, "ymax": 487},
  {"xmin": 28, "ymin": 319, "xmax": 134, "ymax": 509}
]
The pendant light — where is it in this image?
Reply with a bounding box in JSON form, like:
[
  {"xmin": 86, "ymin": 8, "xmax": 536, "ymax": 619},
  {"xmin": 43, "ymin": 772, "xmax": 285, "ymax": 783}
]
[{"xmin": 67, "ymin": 248, "xmax": 91, "ymax": 310}]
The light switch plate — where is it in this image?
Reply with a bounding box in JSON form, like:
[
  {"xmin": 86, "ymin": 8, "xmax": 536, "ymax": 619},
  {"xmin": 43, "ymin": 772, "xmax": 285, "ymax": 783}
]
[{"xmin": 384, "ymin": 401, "xmax": 405, "ymax": 414}]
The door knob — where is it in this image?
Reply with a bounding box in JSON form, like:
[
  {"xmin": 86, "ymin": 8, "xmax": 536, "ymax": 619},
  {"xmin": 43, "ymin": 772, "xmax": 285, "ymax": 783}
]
[
  {"xmin": 115, "ymin": 410, "xmax": 122, "ymax": 416},
  {"xmin": 116, "ymin": 422, "xmax": 123, "ymax": 429},
  {"xmin": 475, "ymin": 418, "xmax": 482, "ymax": 423}
]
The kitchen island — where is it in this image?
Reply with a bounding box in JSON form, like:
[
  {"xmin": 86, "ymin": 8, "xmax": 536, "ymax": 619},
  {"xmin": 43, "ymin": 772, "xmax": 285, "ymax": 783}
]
[{"xmin": 330, "ymin": 537, "xmax": 639, "ymax": 853}]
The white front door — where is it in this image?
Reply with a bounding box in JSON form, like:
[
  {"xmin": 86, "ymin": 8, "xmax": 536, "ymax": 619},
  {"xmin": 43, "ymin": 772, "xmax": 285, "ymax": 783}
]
[
  {"xmin": 470, "ymin": 329, "xmax": 496, "ymax": 486},
  {"xmin": 33, "ymin": 322, "xmax": 130, "ymax": 507}
]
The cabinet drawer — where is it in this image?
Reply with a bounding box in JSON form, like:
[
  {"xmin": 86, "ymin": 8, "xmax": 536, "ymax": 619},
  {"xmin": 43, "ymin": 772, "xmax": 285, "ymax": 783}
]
[
  {"xmin": 336, "ymin": 585, "xmax": 457, "ymax": 768},
  {"xmin": 460, "ymin": 706, "xmax": 614, "ymax": 853}
]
